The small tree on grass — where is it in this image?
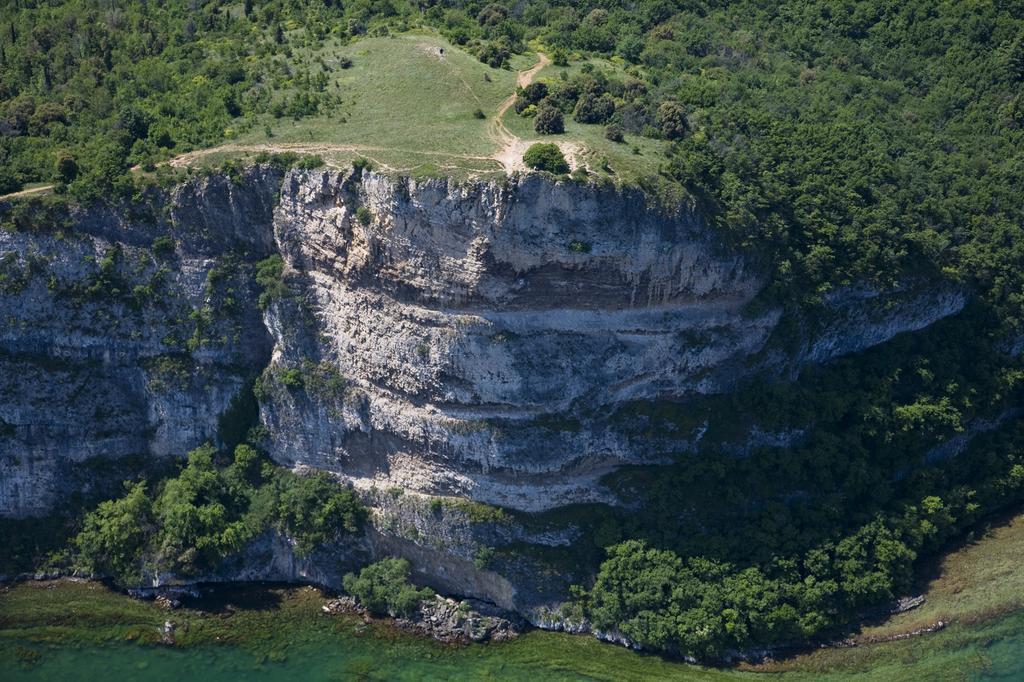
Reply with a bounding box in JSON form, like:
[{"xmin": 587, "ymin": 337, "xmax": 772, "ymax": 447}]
[
  {"xmin": 605, "ymin": 123, "xmax": 625, "ymax": 143},
  {"xmin": 534, "ymin": 102, "xmax": 564, "ymax": 134},
  {"xmin": 343, "ymin": 557, "xmax": 435, "ymax": 617},
  {"xmin": 523, "ymin": 143, "xmax": 570, "ymax": 174}
]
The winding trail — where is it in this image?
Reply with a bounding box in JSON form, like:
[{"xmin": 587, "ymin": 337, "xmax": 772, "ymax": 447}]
[{"xmin": 488, "ymin": 52, "xmax": 552, "ymax": 173}]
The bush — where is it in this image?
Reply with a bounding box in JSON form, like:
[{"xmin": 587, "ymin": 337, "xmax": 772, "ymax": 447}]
[
  {"xmin": 573, "ymin": 92, "xmax": 615, "ymax": 124},
  {"xmin": 604, "ymin": 123, "xmax": 625, "ymax": 143},
  {"xmin": 151, "ymin": 236, "xmax": 176, "ymax": 259},
  {"xmin": 656, "ymin": 101, "xmax": 688, "ymax": 140},
  {"xmin": 477, "ymin": 42, "xmax": 510, "ymax": 68},
  {"xmin": 473, "ymin": 108, "xmax": 486, "ymax": 119},
  {"xmin": 75, "ymin": 482, "xmax": 152, "ymax": 583},
  {"xmin": 355, "ymin": 206, "xmax": 373, "ymax": 226},
  {"xmin": 295, "ymin": 155, "xmax": 324, "ymax": 170},
  {"xmin": 351, "ymin": 157, "xmax": 373, "ymax": 177},
  {"xmin": 514, "ymin": 82, "xmax": 548, "ymax": 114},
  {"xmin": 54, "ymin": 152, "xmax": 78, "ymax": 183},
  {"xmin": 151, "ymin": 444, "xmax": 255, "ymax": 573},
  {"xmin": 255, "ymin": 254, "xmax": 286, "ymax": 309},
  {"xmin": 275, "ymin": 470, "xmax": 365, "ymax": 556},
  {"xmin": 73, "ymin": 438, "xmax": 367, "ymax": 583},
  {"xmin": 343, "ymin": 557, "xmax": 434, "ymax": 617},
  {"xmin": 523, "ymin": 143, "xmax": 569, "ymax": 174},
  {"xmin": 533, "ymin": 102, "xmax": 564, "ymax": 135}
]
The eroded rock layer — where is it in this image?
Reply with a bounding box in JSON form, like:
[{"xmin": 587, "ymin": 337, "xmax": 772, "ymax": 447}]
[{"xmin": 0, "ymin": 166, "xmax": 968, "ymax": 614}]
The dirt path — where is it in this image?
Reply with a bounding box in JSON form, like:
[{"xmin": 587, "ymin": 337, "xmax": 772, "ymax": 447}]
[
  {"xmin": 165, "ymin": 142, "xmax": 400, "ymax": 171},
  {"xmin": 0, "ymin": 184, "xmax": 53, "ymax": 201},
  {"xmin": 489, "ymin": 52, "xmax": 580, "ymax": 174}
]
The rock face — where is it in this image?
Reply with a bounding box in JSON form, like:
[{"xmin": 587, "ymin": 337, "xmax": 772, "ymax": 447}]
[
  {"xmin": 0, "ymin": 166, "xmax": 968, "ymax": 616},
  {"xmin": 263, "ymin": 171, "xmax": 778, "ymax": 511},
  {"xmin": 261, "ymin": 170, "xmax": 965, "ymax": 512},
  {"xmin": 0, "ymin": 168, "xmax": 280, "ymax": 517}
]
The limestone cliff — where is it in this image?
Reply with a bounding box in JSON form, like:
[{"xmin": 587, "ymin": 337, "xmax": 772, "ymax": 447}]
[{"xmin": 0, "ymin": 166, "xmax": 968, "ymax": 616}]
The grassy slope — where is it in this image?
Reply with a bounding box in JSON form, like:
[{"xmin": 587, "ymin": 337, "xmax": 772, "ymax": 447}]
[
  {"xmin": 859, "ymin": 513, "xmax": 1024, "ymax": 639},
  {"xmin": 1, "ymin": 32, "xmax": 671, "ymax": 198},
  {"xmin": 182, "ymin": 31, "xmax": 663, "ymax": 184},
  {"xmin": 235, "ymin": 33, "xmax": 514, "ymax": 173}
]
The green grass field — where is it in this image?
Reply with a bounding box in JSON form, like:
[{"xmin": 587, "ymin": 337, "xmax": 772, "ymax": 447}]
[{"xmin": 236, "ymin": 33, "xmax": 515, "ymax": 172}]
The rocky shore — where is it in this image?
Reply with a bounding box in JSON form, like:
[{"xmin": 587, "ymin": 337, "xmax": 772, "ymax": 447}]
[{"xmin": 322, "ymin": 594, "xmax": 521, "ymax": 643}]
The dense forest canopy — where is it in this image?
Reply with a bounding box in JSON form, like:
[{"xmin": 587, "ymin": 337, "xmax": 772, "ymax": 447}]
[{"xmin": 2, "ymin": 0, "xmax": 1024, "ymax": 661}]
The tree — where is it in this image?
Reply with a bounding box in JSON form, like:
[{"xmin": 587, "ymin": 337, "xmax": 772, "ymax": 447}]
[
  {"xmin": 573, "ymin": 92, "xmax": 615, "ymax": 124},
  {"xmin": 534, "ymin": 102, "xmax": 564, "ymax": 134},
  {"xmin": 605, "ymin": 123, "xmax": 625, "ymax": 142},
  {"xmin": 656, "ymin": 101, "xmax": 688, "ymax": 140},
  {"xmin": 523, "ymin": 143, "xmax": 569, "ymax": 173},
  {"xmin": 54, "ymin": 152, "xmax": 78, "ymax": 183},
  {"xmin": 275, "ymin": 471, "xmax": 365, "ymax": 556},
  {"xmin": 343, "ymin": 557, "xmax": 434, "ymax": 617},
  {"xmin": 75, "ymin": 482, "xmax": 153, "ymax": 583}
]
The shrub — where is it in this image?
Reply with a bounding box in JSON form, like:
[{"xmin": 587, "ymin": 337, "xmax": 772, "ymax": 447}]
[
  {"xmin": 351, "ymin": 157, "xmax": 373, "ymax": 176},
  {"xmin": 656, "ymin": 101, "xmax": 688, "ymax": 140},
  {"xmin": 151, "ymin": 235, "xmax": 176, "ymax": 259},
  {"xmin": 605, "ymin": 123, "xmax": 625, "ymax": 143},
  {"xmin": 54, "ymin": 152, "xmax": 78, "ymax": 183},
  {"xmin": 151, "ymin": 444, "xmax": 255, "ymax": 572},
  {"xmin": 473, "ymin": 108, "xmax": 486, "ymax": 119},
  {"xmin": 355, "ymin": 206, "xmax": 373, "ymax": 226},
  {"xmin": 343, "ymin": 557, "xmax": 434, "ymax": 617},
  {"xmin": 255, "ymin": 254, "xmax": 286, "ymax": 309},
  {"xmin": 477, "ymin": 42, "xmax": 510, "ymax": 68},
  {"xmin": 295, "ymin": 155, "xmax": 324, "ymax": 170},
  {"xmin": 523, "ymin": 143, "xmax": 569, "ymax": 174},
  {"xmin": 573, "ymin": 92, "xmax": 615, "ymax": 124},
  {"xmin": 75, "ymin": 481, "xmax": 152, "ymax": 583},
  {"xmin": 277, "ymin": 367, "xmax": 304, "ymax": 388},
  {"xmin": 533, "ymin": 102, "xmax": 565, "ymax": 135},
  {"xmin": 514, "ymin": 82, "xmax": 549, "ymax": 114},
  {"xmin": 275, "ymin": 470, "xmax": 365, "ymax": 556}
]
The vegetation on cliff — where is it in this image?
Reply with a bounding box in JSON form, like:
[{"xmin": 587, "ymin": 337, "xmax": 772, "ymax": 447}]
[{"xmin": 74, "ymin": 441, "xmax": 364, "ymax": 584}]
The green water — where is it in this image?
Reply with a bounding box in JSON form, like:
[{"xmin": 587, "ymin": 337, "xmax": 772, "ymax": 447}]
[
  {"xmin": 3, "ymin": 585, "xmax": 1024, "ymax": 682},
  {"xmin": 4, "ymin": 620, "xmax": 1024, "ymax": 682}
]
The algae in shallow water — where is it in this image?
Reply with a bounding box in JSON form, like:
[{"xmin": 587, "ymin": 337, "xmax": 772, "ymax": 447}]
[{"xmin": 1, "ymin": 580, "xmax": 1023, "ymax": 681}]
